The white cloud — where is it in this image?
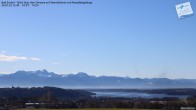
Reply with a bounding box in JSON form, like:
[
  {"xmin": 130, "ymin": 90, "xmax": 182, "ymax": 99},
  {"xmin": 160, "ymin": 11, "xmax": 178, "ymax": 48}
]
[
  {"xmin": 0, "ymin": 54, "xmax": 27, "ymax": 61},
  {"xmin": 0, "ymin": 54, "xmax": 41, "ymax": 62},
  {"xmin": 0, "ymin": 71, "xmax": 12, "ymax": 74}
]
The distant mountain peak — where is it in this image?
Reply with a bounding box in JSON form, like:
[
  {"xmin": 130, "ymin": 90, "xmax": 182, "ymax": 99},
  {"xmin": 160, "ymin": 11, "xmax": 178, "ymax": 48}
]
[
  {"xmin": 77, "ymin": 72, "xmax": 89, "ymax": 75},
  {"xmin": 14, "ymin": 69, "xmax": 58, "ymax": 78},
  {"xmin": 36, "ymin": 69, "xmax": 48, "ymax": 73},
  {"xmin": 75, "ymin": 72, "xmax": 90, "ymax": 77},
  {"xmin": 35, "ymin": 69, "xmax": 58, "ymax": 77}
]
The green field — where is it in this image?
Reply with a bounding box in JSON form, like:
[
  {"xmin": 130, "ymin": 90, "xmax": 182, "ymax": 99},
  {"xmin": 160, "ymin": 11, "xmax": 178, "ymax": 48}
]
[{"xmin": 19, "ymin": 108, "xmax": 158, "ymax": 110}]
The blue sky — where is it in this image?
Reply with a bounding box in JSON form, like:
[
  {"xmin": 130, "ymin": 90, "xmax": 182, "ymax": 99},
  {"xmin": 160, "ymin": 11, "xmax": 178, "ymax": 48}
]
[{"xmin": 0, "ymin": 0, "xmax": 196, "ymax": 79}]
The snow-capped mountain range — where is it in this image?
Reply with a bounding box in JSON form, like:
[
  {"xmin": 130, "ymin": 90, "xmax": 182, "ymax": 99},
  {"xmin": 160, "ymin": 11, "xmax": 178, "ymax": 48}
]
[{"xmin": 0, "ymin": 70, "xmax": 196, "ymax": 88}]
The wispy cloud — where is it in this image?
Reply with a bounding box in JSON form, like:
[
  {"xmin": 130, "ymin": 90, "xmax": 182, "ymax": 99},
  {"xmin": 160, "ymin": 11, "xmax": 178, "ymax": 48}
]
[
  {"xmin": 58, "ymin": 52, "xmax": 66, "ymax": 56},
  {"xmin": 30, "ymin": 57, "xmax": 41, "ymax": 61},
  {"xmin": 0, "ymin": 51, "xmax": 7, "ymax": 53},
  {"xmin": 51, "ymin": 62, "xmax": 61, "ymax": 65},
  {"xmin": 0, "ymin": 54, "xmax": 41, "ymax": 62}
]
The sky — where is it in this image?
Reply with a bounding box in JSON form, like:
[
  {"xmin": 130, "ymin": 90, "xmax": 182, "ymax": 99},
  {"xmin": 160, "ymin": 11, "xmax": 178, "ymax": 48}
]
[{"xmin": 0, "ymin": 0, "xmax": 196, "ymax": 79}]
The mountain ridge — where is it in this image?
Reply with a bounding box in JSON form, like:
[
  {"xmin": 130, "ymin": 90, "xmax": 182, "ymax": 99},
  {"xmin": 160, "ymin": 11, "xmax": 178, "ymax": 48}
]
[{"xmin": 0, "ymin": 70, "xmax": 196, "ymax": 88}]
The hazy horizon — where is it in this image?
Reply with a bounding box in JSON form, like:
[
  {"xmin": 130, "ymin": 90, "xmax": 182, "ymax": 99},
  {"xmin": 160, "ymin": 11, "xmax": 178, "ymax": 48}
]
[{"xmin": 1, "ymin": 69, "xmax": 196, "ymax": 79}]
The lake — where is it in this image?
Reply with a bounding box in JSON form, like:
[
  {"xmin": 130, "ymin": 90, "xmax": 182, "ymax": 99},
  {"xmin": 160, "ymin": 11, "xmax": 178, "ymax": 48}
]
[{"xmin": 92, "ymin": 91, "xmax": 188, "ymax": 99}]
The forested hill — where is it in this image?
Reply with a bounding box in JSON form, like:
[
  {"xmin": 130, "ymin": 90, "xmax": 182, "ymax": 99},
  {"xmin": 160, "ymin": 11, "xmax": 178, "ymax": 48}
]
[{"xmin": 0, "ymin": 87, "xmax": 94, "ymax": 99}]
